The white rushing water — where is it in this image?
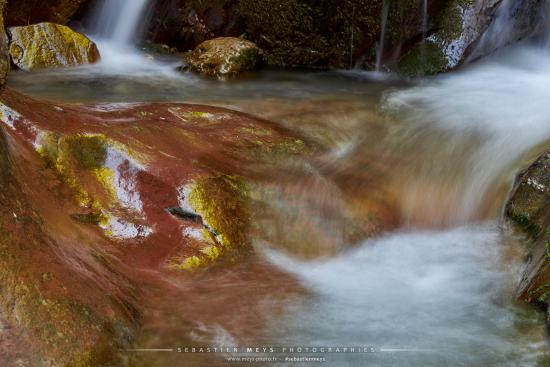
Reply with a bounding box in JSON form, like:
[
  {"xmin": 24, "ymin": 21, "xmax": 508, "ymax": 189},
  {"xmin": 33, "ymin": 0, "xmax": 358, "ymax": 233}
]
[
  {"xmin": 266, "ymin": 225, "xmax": 546, "ymax": 366},
  {"xmin": 384, "ymin": 45, "xmax": 550, "ymax": 224},
  {"xmin": 88, "ymin": 0, "xmax": 150, "ymax": 46},
  {"xmin": 263, "ymin": 30, "xmax": 550, "ymax": 367},
  {"xmin": 85, "ymin": 0, "xmax": 180, "ymax": 74},
  {"xmin": 7, "ymin": 3, "xmax": 550, "ymax": 362}
]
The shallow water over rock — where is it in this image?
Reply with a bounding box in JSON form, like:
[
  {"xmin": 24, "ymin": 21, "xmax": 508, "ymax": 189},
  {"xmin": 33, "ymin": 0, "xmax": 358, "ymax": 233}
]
[{"xmin": 4, "ymin": 44, "xmax": 550, "ymax": 366}]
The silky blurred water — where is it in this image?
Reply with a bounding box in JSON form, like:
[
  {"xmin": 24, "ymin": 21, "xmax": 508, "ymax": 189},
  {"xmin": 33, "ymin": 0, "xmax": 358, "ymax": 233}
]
[{"xmin": 7, "ymin": 42, "xmax": 550, "ymax": 366}]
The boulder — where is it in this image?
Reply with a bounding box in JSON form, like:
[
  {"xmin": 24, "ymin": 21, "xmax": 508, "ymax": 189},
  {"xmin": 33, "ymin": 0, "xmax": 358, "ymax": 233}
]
[
  {"xmin": 150, "ymin": 0, "xmax": 385, "ymax": 69},
  {"xmin": 0, "ymin": 88, "xmax": 313, "ymax": 363},
  {"xmin": 505, "ymin": 150, "xmax": 550, "ymax": 319},
  {"xmin": 149, "ymin": 0, "xmax": 549, "ymax": 73},
  {"xmin": 8, "ymin": 22, "xmax": 100, "ymax": 71},
  {"xmin": 183, "ymin": 37, "xmax": 261, "ymax": 78},
  {"xmin": 0, "ymin": 109, "xmax": 138, "ymax": 366}
]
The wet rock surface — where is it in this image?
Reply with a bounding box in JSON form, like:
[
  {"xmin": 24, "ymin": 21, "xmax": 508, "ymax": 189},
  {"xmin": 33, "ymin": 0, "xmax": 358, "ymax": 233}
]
[
  {"xmin": 506, "ymin": 150, "xmax": 550, "ymax": 319},
  {"xmin": 183, "ymin": 37, "xmax": 262, "ymax": 78},
  {"xmin": 0, "ymin": 112, "xmax": 138, "ymax": 366},
  {"xmin": 147, "ymin": 0, "xmax": 550, "ymax": 73},
  {"xmin": 0, "ymin": 88, "xmax": 317, "ymax": 364},
  {"xmin": 8, "ymin": 22, "xmax": 100, "ymax": 71},
  {"xmin": 148, "ymin": 0, "xmax": 447, "ymax": 69},
  {"xmin": 0, "ymin": 85, "xmax": 396, "ymax": 364}
]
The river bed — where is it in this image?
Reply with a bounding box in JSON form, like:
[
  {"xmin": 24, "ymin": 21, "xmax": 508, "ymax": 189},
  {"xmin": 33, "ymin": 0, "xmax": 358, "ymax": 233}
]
[{"xmin": 7, "ymin": 44, "xmax": 550, "ymax": 366}]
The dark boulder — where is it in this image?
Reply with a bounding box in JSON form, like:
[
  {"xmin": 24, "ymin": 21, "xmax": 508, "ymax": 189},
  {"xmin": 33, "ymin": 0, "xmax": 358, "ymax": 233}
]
[{"xmin": 505, "ymin": 150, "xmax": 550, "ymax": 319}]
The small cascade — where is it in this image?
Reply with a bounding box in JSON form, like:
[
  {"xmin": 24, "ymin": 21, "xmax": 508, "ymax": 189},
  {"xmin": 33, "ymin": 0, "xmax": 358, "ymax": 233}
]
[
  {"xmin": 420, "ymin": 0, "xmax": 428, "ymax": 63},
  {"xmin": 375, "ymin": 0, "xmax": 390, "ymax": 71},
  {"xmin": 84, "ymin": 0, "xmax": 180, "ymax": 74},
  {"xmin": 471, "ymin": 0, "xmax": 550, "ymax": 60},
  {"xmin": 422, "ymin": 0, "xmax": 428, "ymax": 42},
  {"xmin": 88, "ymin": 0, "xmax": 150, "ymax": 47},
  {"xmin": 471, "ymin": 0, "xmax": 514, "ymax": 58}
]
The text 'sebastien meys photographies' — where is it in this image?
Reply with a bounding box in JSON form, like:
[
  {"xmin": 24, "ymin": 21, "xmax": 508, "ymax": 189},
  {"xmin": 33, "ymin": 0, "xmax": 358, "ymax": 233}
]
[{"xmin": 0, "ymin": 0, "xmax": 549, "ymax": 366}]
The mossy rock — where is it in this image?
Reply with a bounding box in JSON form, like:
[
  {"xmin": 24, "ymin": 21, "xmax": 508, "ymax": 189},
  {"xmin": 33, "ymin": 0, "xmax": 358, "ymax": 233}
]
[
  {"xmin": 64, "ymin": 134, "xmax": 107, "ymax": 170},
  {"xmin": 168, "ymin": 174, "xmax": 251, "ymax": 271},
  {"xmin": 0, "ymin": 128, "xmax": 136, "ymax": 366},
  {"xmin": 183, "ymin": 37, "xmax": 262, "ymax": 78},
  {"xmin": 37, "ymin": 133, "xmax": 120, "ymax": 230},
  {"xmin": 505, "ymin": 150, "xmax": 550, "ymax": 319},
  {"xmin": 189, "ymin": 174, "xmax": 251, "ymax": 249},
  {"xmin": 8, "ymin": 22, "xmax": 100, "ymax": 71},
  {"xmin": 235, "ymin": 0, "xmax": 380, "ymax": 68},
  {"xmin": 506, "ymin": 151, "xmax": 550, "ymax": 241},
  {"xmin": 397, "ymin": 40, "xmax": 448, "ymax": 77}
]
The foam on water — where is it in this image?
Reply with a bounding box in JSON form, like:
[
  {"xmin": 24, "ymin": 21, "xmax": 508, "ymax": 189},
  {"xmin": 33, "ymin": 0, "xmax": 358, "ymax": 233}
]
[
  {"xmin": 384, "ymin": 45, "xmax": 550, "ymax": 223},
  {"xmin": 265, "ymin": 225, "xmax": 547, "ymax": 366}
]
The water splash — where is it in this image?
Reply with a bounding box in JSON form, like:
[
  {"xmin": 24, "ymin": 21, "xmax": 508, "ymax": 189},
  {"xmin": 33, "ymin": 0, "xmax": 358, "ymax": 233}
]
[{"xmin": 266, "ymin": 225, "xmax": 546, "ymax": 366}]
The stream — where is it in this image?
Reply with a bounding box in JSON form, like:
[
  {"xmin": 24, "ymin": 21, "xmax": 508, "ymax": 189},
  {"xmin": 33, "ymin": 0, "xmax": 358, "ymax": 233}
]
[{"xmin": 7, "ymin": 33, "xmax": 550, "ymax": 366}]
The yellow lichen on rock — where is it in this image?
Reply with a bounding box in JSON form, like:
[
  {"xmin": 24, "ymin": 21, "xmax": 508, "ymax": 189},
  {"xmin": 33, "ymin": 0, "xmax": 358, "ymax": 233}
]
[
  {"xmin": 37, "ymin": 132, "xmax": 115, "ymax": 218},
  {"xmin": 8, "ymin": 22, "xmax": 100, "ymax": 71},
  {"xmin": 35, "ymin": 132, "xmax": 152, "ymax": 239},
  {"xmin": 168, "ymin": 175, "xmax": 251, "ymax": 271},
  {"xmin": 184, "ymin": 37, "xmax": 262, "ymax": 78},
  {"xmin": 188, "ymin": 174, "xmax": 251, "ymax": 249}
]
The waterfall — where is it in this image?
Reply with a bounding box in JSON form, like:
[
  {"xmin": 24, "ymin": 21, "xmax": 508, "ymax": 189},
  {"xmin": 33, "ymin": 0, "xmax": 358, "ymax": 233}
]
[
  {"xmin": 83, "ymin": 0, "xmax": 178, "ymax": 73},
  {"xmin": 88, "ymin": 0, "xmax": 150, "ymax": 47},
  {"xmin": 375, "ymin": 0, "xmax": 390, "ymax": 71},
  {"xmin": 421, "ymin": 0, "xmax": 428, "ymax": 42},
  {"xmin": 470, "ymin": 0, "xmax": 550, "ymax": 61},
  {"xmin": 419, "ymin": 0, "xmax": 429, "ymax": 65}
]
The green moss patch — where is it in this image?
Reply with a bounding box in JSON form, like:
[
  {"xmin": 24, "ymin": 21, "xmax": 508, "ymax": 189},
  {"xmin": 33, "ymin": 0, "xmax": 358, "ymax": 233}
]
[
  {"xmin": 397, "ymin": 41, "xmax": 448, "ymax": 77},
  {"xmin": 510, "ymin": 212, "xmax": 541, "ymax": 238},
  {"xmin": 65, "ymin": 134, "xmax": 107, "ymax": 170}
]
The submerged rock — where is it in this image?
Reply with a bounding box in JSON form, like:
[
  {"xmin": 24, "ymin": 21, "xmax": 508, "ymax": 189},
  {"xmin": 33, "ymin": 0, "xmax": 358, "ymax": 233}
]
[
  {"xmin": 167, "ymin": 174, "xmax": 252, "ymax": 270},
  {"xmin": 0, "ymin": 119, "xmax": 139, "ymax": 366},
  {"xmin": 0, "ymin": 88, "xmax": 314, "ymax": 363},
  {"xmin": 505, "ymin": 150, "xmax": 550, "ymax": 319},
  {"xmin": 0, "ymin": 89, "xmax": 305, "ymax": 266},
  {"xmin": 183, "ymin": 37, "xmax": 262, "ymax": 78},
  {"xmin": 8, "ymin": 22, "xmax": 100, "ymax": 71}
]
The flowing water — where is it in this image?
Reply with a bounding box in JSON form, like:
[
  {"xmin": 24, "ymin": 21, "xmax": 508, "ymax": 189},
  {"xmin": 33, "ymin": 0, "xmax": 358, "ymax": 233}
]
[
  {"xmin": 6, "ymin": 13, "xmax": 550, "ymax": 366},
  {"xmin": 83, "ymin": 0, "xmax": 172, "ymax": 73},
  {"xmin": 375, "ymin": 0, "xmax": 390, "ymax": 72},
  {"xmin": 88, "ymin": 0, "xmax": 150, "ymax": 46},
  {"xmin": 421, "ymin": 0, "xmax": 428, "ymax": 64}
]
